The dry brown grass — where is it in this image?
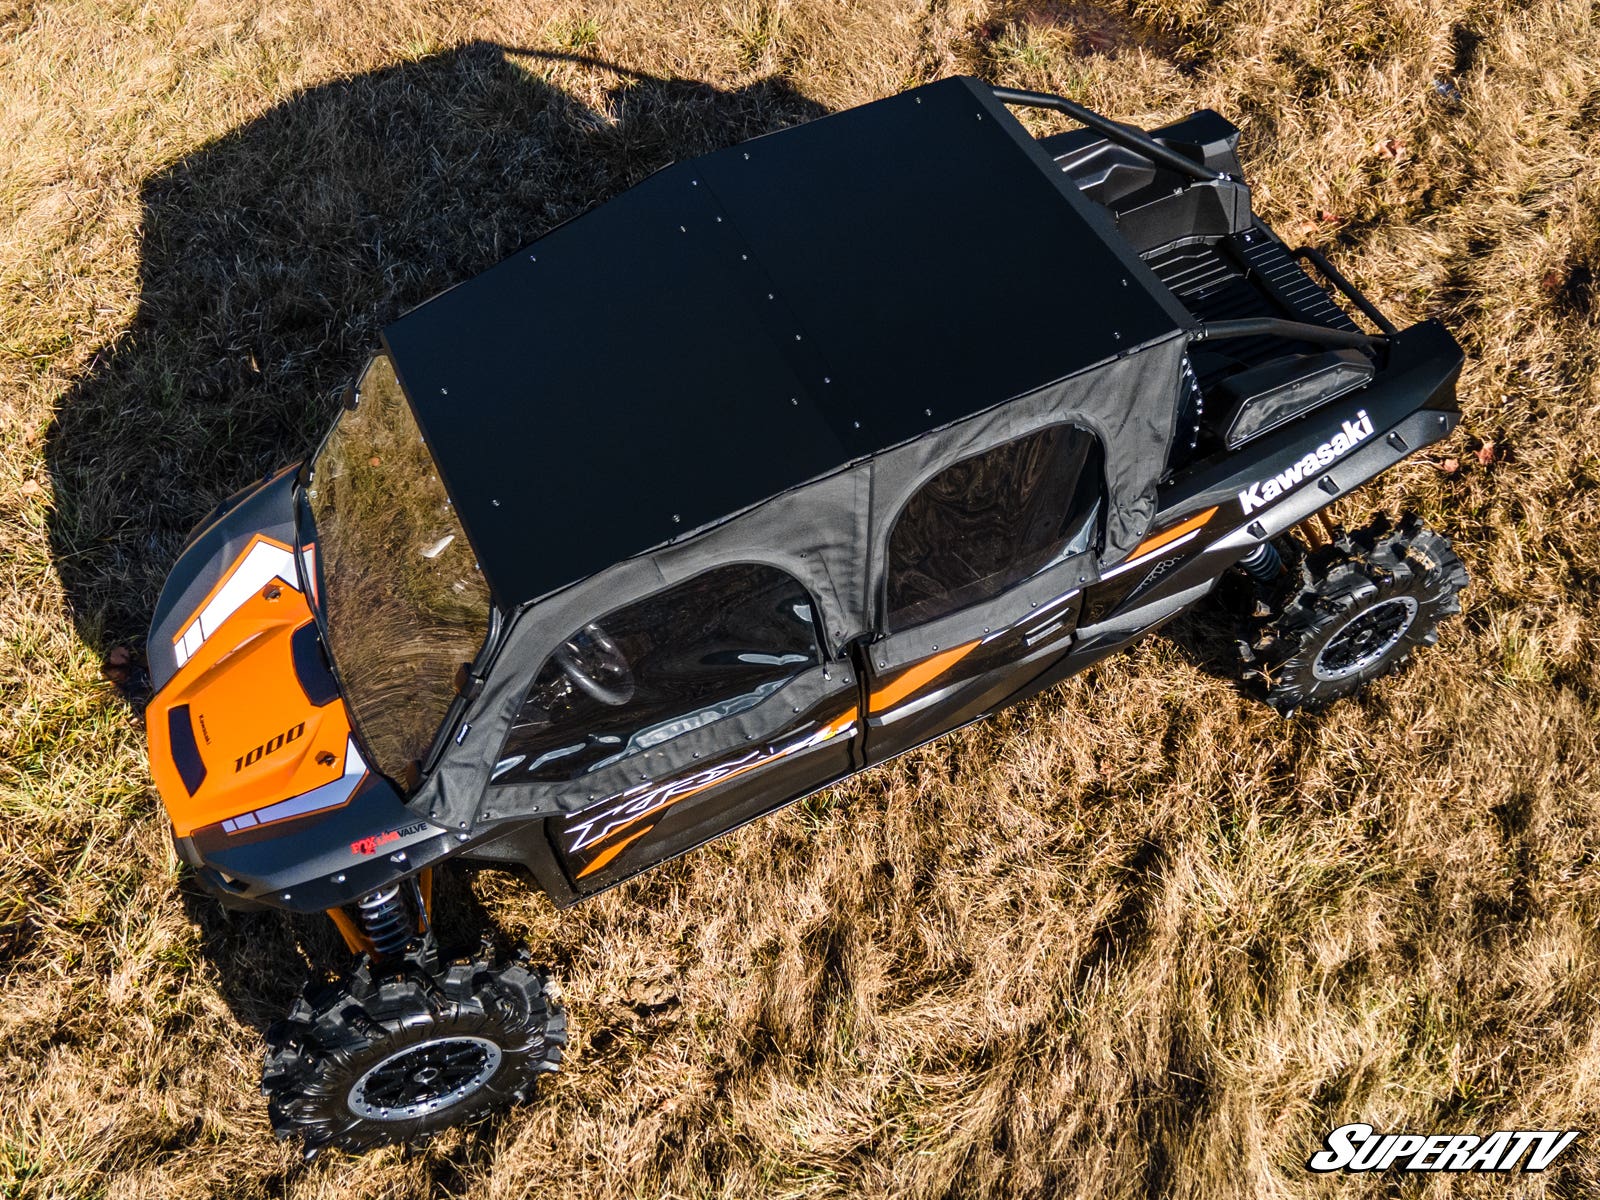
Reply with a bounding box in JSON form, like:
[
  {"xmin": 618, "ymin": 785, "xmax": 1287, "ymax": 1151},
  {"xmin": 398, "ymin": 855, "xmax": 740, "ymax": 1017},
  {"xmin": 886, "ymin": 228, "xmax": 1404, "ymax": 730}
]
[{"xmin": 2, "ymin": 0, "xmax": 1598, "ymax": 1196}]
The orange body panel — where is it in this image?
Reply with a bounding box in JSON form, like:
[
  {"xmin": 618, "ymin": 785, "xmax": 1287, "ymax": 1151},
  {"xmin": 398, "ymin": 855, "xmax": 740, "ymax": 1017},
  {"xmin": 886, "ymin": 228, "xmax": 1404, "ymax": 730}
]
[
  {"xmin": 1127, "ymin": 505, "xmax": 1218, "ymax": 560},
  {"xmin": 869, "ymin": 641, "xmax": 980, "ymax": 713},
  {"xmin": 147, "ymin": 556, "xmax": 355, "ymax": 838}
]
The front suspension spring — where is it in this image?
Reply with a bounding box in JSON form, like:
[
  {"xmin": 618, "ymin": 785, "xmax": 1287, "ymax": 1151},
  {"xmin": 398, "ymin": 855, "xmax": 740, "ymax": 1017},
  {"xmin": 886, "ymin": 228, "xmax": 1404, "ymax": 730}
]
[
  {"xmin": 1238, "ymin": 540, "xmax": 1283, "ymax": 581},
  {"xmin": 355, "ymin": 885, "xmax": 413, "ymax": 957}
]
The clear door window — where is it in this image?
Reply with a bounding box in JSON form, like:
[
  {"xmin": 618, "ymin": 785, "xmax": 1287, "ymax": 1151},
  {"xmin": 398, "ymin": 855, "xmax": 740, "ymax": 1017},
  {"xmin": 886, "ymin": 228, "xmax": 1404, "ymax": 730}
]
[
  {"xmin": 885, "ymin": 424, "xmax": 1103, "ymax": 630},
  {"xmin": 494, "ymin": 563, "xmax": 822, "ymax": 783}
]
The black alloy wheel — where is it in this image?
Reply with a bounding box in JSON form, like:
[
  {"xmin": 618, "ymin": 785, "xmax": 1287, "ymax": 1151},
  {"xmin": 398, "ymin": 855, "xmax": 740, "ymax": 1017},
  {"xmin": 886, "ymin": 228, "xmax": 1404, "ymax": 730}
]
[
  {"xmin": 1239, "ymin": 514, "xmax": 1468, "ymax": 714},
  {"xmin": 262, "ymin": 948, "xmax": 566, "ymax": 1155}
]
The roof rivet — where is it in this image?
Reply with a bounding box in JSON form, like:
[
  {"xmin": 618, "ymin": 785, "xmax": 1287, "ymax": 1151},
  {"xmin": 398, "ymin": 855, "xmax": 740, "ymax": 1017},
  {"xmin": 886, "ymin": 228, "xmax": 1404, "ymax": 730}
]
[
  {"xmin": 281, "ymin": 893, "xmax": 291, "ymax": 901},
  {"xmin": 529, "ymin": 255, "xmax": 537, "ymax": 262},
  {"xmin": 741, "ymin": 254, "xmax": 748, "ymax": 261},
  {"xmin": 672, "ymin": 514, "xmax": 681, "ymax": 523},
  {"xmin": 824, "ymin": 376, "xmax": 832, "ymax": 384},
  {"xmin": 691, "ymin": 179, "xmax": 698, "ymax": 186},
  {"xmin": 852, "ymin": 421, "xmax": 860, "ymax": 429},
  {"xmin": 794, "ymin": 333, "xmax": 802, "ymax": 341},
  {"xmin": 680, "ymin": 225, "xmax": 687, "ymax": 233},
  {"xmin": 1121, "ymin": 278, "xmax": 1129, "ymax": 286},
  {"xmin": 925, "ymin": 408, "xmax": 932, "ymax": 416},
  {"xmin": 459, "ymin": 822, "xmax": 467, "ymax": 829},
  {"xmin": 767, "ymin": 293, "xmax": 775, "ymax": 300},
  {"xmin": 932, "ymin": 644, "xmax": 939, "ymax": 651},
  {"xmin": 492, "ymin": 499, "xmax": 501, "ymax": 507},
  {"xmin": 878, "ymin": 661, "xmax": 886, "ymax": 668},
  {"xmin": 743, "ymin": 152, "xmax": 750, "ymax": 160},
  {"xmin": 456, "ymin": 832, "xmax": 469, "ymax": 841},
  {"xmin": 716, "ymin": 216, "xmax": 722, "ymax": 223},
  {"xmin": 790, "ymin": 397, "xmax": 798, "ymax": 406},
  {"xmin": 440, "ymin": 387, "xmax": 448, "ymax": 395},
  {"xmin": 334, "ymin": 873, "xmax": 345, "ymax": 883}
]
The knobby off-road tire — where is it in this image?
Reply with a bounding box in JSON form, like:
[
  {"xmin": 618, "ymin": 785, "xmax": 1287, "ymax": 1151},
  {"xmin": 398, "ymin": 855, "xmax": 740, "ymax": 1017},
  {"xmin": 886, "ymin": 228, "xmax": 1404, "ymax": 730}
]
[
  {"xmin": 262, "ymin": 949, "xmax": 566, "ymax": 1155},
  {"xmin": 1241, "ymin": 515, "xmax": 1468, "ymax": 714}
]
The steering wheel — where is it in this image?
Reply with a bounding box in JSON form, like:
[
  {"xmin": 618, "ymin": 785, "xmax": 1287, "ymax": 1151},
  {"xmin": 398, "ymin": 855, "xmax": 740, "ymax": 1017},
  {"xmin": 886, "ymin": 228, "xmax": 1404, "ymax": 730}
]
[{"xmin": 553, "ymin": 622, "xmax": 636, "ymax": 707}]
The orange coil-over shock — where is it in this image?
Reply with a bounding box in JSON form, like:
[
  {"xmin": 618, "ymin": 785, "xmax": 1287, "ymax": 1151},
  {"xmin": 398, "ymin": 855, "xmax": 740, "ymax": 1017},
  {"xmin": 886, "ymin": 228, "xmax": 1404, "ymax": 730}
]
[
  {"xmin": 326, "ymin": 868, "xmax": 433, "ymax": 960},
  {"xmin": 1295, "ymin": 513, "xmax": 1338, "ymax": 548}
]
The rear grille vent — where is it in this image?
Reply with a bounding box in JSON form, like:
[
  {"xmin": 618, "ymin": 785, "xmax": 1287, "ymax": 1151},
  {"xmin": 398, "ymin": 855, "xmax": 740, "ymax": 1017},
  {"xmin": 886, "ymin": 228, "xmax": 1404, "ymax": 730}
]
[{"xmin": 1144, "ymin": 229, "xmax": 1366, "ymax": 391}]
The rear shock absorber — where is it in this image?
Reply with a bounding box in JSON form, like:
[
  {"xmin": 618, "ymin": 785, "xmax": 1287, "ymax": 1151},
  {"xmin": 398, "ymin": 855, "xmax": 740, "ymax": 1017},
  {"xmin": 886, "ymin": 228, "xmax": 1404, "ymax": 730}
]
[
  {"xmin": 1238, "ymin": 541, "xmax": 1283, "ymax": 582},
  {"xmin": 355, "ymin": 885, "xmax": 414, "ymax": 958}
]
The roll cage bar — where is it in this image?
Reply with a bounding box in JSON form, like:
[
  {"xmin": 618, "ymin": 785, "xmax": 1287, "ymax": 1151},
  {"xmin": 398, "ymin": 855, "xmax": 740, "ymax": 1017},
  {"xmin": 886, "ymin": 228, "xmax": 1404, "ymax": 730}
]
[
  {"xmin": 989, "ymin": 86, "xmax": 1396, "ymax": 352},
  {"xmin": 991, "ymin": 85, "xmax": 1230, "ymax": 185}
]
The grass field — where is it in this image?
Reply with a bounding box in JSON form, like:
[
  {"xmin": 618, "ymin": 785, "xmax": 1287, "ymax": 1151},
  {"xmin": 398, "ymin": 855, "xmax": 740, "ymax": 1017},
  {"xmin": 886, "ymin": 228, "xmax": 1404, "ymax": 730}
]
[{"xmin": 3, "ymin": 0, "xmax": 1599, "ymax": 1196}]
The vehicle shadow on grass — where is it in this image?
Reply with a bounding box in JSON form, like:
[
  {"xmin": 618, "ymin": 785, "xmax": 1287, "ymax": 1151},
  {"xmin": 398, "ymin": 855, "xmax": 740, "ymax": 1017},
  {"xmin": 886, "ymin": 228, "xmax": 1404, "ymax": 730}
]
[{"xmin": 44, "ymin": 40, "xmax": 828, "ymax": 1026}]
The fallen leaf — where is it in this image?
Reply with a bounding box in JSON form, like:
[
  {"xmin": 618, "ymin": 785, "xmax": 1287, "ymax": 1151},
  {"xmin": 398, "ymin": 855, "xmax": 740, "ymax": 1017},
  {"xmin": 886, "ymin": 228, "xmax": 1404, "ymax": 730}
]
[
  {"xmin": 1439, "ymin": 457, "xmax": 1460, "ymax": 474},
  {"xmin": 1475, "ymin": 441, "xmax": 1497, "ymax": 466},
  {"xmin": 1376, "ymin": 137, "xmax": 1405, "ymax": 159},
  {"xmin": 20, "ymin": 479, "xmax": 40, "ymax": 496},
  {"xmin": 369, "ymin": 455, "xmax": 382, "ymax": 467},
  {"xmin": 106, "ymin": 645, "xmax": 131, "ymax": 667}
]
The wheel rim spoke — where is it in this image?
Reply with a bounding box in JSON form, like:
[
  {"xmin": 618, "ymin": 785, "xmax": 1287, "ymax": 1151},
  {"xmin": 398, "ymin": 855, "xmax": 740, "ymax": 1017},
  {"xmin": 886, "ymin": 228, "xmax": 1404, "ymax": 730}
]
[
  {"xmin": 1312, "ymin": 596, "xmax": 1419, "ymax": 681},
  {"xmin": 347, "ymin": 1036, "xmax": 503, "ymax": 1120}
]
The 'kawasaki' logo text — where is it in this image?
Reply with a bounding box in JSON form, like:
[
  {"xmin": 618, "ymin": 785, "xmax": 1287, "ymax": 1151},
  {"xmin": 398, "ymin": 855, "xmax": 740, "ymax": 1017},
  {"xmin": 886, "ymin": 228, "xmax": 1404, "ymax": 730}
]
[
  {"xmin": 1238, "ymin": 410, "xmax": 1374, "ymax": 515},
  {"xmin": 1309, "ymin": 1123, "xmax": 1579, "ymax": 1173}
]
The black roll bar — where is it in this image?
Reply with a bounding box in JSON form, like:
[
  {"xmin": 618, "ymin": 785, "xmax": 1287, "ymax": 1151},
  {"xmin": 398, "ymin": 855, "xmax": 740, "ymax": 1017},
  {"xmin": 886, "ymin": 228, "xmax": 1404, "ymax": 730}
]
[
  {"xmin": 1190, "ymin": 317, "xmax": 1385, "ymax": 352},
  {"xmin": 990, "ymin": 86, "xmax": 1229, "ymax": 185}
]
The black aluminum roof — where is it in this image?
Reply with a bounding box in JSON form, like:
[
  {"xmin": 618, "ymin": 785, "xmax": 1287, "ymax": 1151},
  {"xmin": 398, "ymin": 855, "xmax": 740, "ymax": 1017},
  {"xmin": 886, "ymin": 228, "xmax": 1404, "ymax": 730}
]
[{"xmin": 381, "ymin": 75, "xmax": 1188, "ymax": 608}]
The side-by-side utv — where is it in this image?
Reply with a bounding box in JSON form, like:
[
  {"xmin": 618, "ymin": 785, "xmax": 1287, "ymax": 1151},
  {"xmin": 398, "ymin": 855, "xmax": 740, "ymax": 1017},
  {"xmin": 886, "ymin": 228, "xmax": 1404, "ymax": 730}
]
[{"xmin": 143, "ymin": 76, "xmax": 1468, "ymax": 1153}]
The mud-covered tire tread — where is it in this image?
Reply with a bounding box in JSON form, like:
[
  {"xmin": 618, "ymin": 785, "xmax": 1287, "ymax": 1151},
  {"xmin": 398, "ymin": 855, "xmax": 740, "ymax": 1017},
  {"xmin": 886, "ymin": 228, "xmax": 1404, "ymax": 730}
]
[
  {"xmin": 1239, "ymin": 514, "xmax": 1468, "ymax": 714},
  {"xmin": 262, "ymin": 949, "xmax": 566, "ymax": 1155}
]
